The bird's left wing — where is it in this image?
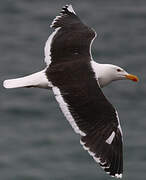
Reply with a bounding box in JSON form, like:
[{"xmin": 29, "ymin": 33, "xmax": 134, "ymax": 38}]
[
  {"xmin": 46, "ymin": 60, "xmax": 123, "ymax": 178},
  {"xmin": 44, "ymin": 5, "xmax": 96, "ymax": 66}
]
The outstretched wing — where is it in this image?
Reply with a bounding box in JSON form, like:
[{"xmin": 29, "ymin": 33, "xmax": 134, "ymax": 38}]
[
  {"xmin": 46, "ymin": 59, "xmax": 123, "ymax": 178},
  {"xmin": 44, "ymin": 5, "xmax": 96, "ymax": 66}
]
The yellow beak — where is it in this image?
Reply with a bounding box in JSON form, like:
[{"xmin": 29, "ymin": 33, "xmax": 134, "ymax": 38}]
[{"xmin": 125, "ymin": 74, "xmax": 139, "ymax": 82}]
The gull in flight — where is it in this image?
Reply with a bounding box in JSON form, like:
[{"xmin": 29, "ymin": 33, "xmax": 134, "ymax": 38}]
[{"xmin": 3, "ymin": 5, "xmax": 138, "ymax": 178}]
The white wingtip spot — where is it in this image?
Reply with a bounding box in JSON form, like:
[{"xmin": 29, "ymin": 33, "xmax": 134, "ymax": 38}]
[
  {"xmin": 115, "ymin": 173, "xmax": 122, "ymax": 178},
  {"xmin": 67, "ymin": 4, "xmax": 76, "ymax": 14},
  {"xmin": 106, "ymin": 131, "xmax": 115, "ymax": 144}
]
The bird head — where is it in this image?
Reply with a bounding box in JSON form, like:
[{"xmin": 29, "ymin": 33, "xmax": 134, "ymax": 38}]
[
  {"xmin": 110, "ymin": 65, "xmax": 139, "ymax": 82},
  {"xmin": 96, "ymin": 64, "xmax": 139, "ymax": 87}
]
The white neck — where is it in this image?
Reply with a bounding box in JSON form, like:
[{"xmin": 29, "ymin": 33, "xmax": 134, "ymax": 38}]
[{"xmin": 91, "ymin": 61, "xmax": 116, "ymax": 88}]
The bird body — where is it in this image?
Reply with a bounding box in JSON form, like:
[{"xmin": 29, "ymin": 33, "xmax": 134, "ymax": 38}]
[
  {"xmin": 3, "ymin": 5, "xmax": 138, "ymax": 178},
  {"xmin": 3, "ymin": 61, "xmax": 137, "ymax": 89}
]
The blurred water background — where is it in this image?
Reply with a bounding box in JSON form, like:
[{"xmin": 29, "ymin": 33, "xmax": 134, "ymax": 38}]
[{"xmin": 0, "ymin": 0, "xmax": 146, "ymax": 180}]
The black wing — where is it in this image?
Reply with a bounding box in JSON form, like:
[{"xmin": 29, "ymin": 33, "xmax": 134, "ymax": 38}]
[
  {"xmin": 44, "ymin": 5, "xmax": 96, "ymax": 65},
  {"xmin": 46, "ymin": 59, "xmax": 123, "ymax": 178}
]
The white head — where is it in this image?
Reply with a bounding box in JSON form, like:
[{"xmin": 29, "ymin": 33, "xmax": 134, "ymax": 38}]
[{"xmin": 93, "ymin": 63, "xmax": 138, "ymax": 87}]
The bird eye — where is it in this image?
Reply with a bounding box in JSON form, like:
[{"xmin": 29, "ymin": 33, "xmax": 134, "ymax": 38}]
[{"xmin": 117, "ymin": 69, "xmax": 122, "ymax": 72}]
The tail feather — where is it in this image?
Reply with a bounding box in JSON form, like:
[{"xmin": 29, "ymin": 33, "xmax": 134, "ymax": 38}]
[{"xmin": 3, "ymin": 69, "xmax": 50, "ymax": 89}]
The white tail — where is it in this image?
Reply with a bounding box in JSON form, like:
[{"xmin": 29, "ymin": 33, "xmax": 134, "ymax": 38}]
[{"xmin": 3, "ymin": 69, "xmax": 50, "ymax": 89}]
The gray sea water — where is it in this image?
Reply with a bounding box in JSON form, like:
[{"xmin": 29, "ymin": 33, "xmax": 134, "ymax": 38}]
[{"xmin": 1, "ymin": 0, "xmax": 146, "ymax": 180}]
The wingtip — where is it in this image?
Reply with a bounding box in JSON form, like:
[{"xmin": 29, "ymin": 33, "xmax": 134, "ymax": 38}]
[
  {"xmin": 61, "ymin": 4, "xmax": 76, "ymax": 14},
  {"xmin": 50, "ymin": 4, "xmax": 76, "ymax": 28}
]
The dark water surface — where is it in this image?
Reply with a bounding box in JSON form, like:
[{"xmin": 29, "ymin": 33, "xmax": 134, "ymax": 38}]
[{"xmin": 1, "ymin": 0, "xmax": 146, "ymax": 180}]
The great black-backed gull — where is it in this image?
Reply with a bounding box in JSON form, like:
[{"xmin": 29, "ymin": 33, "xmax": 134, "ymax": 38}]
[{"xmin": 3, "ymin": 5, "xmax": 138, "ymax": 178}]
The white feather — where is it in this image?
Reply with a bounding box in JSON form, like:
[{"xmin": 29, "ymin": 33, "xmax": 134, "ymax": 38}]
[
  {"xmin": 106, "ymin": 131, "xmax": 115, "ymax": 144},
  {"xmin": 67, "ymin": 5, "xmax": 76, "ymax": 14},
  {"xmin": 44, "ymin": 27, "xmax": 61, "ymax": 66},
  {"xmin": 53, "ymin": 86, "xmax": 86, "ymax": 136},
  {"xmin": 115, "ymin": 173, "xmax": 122, "ymax": 179}
]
